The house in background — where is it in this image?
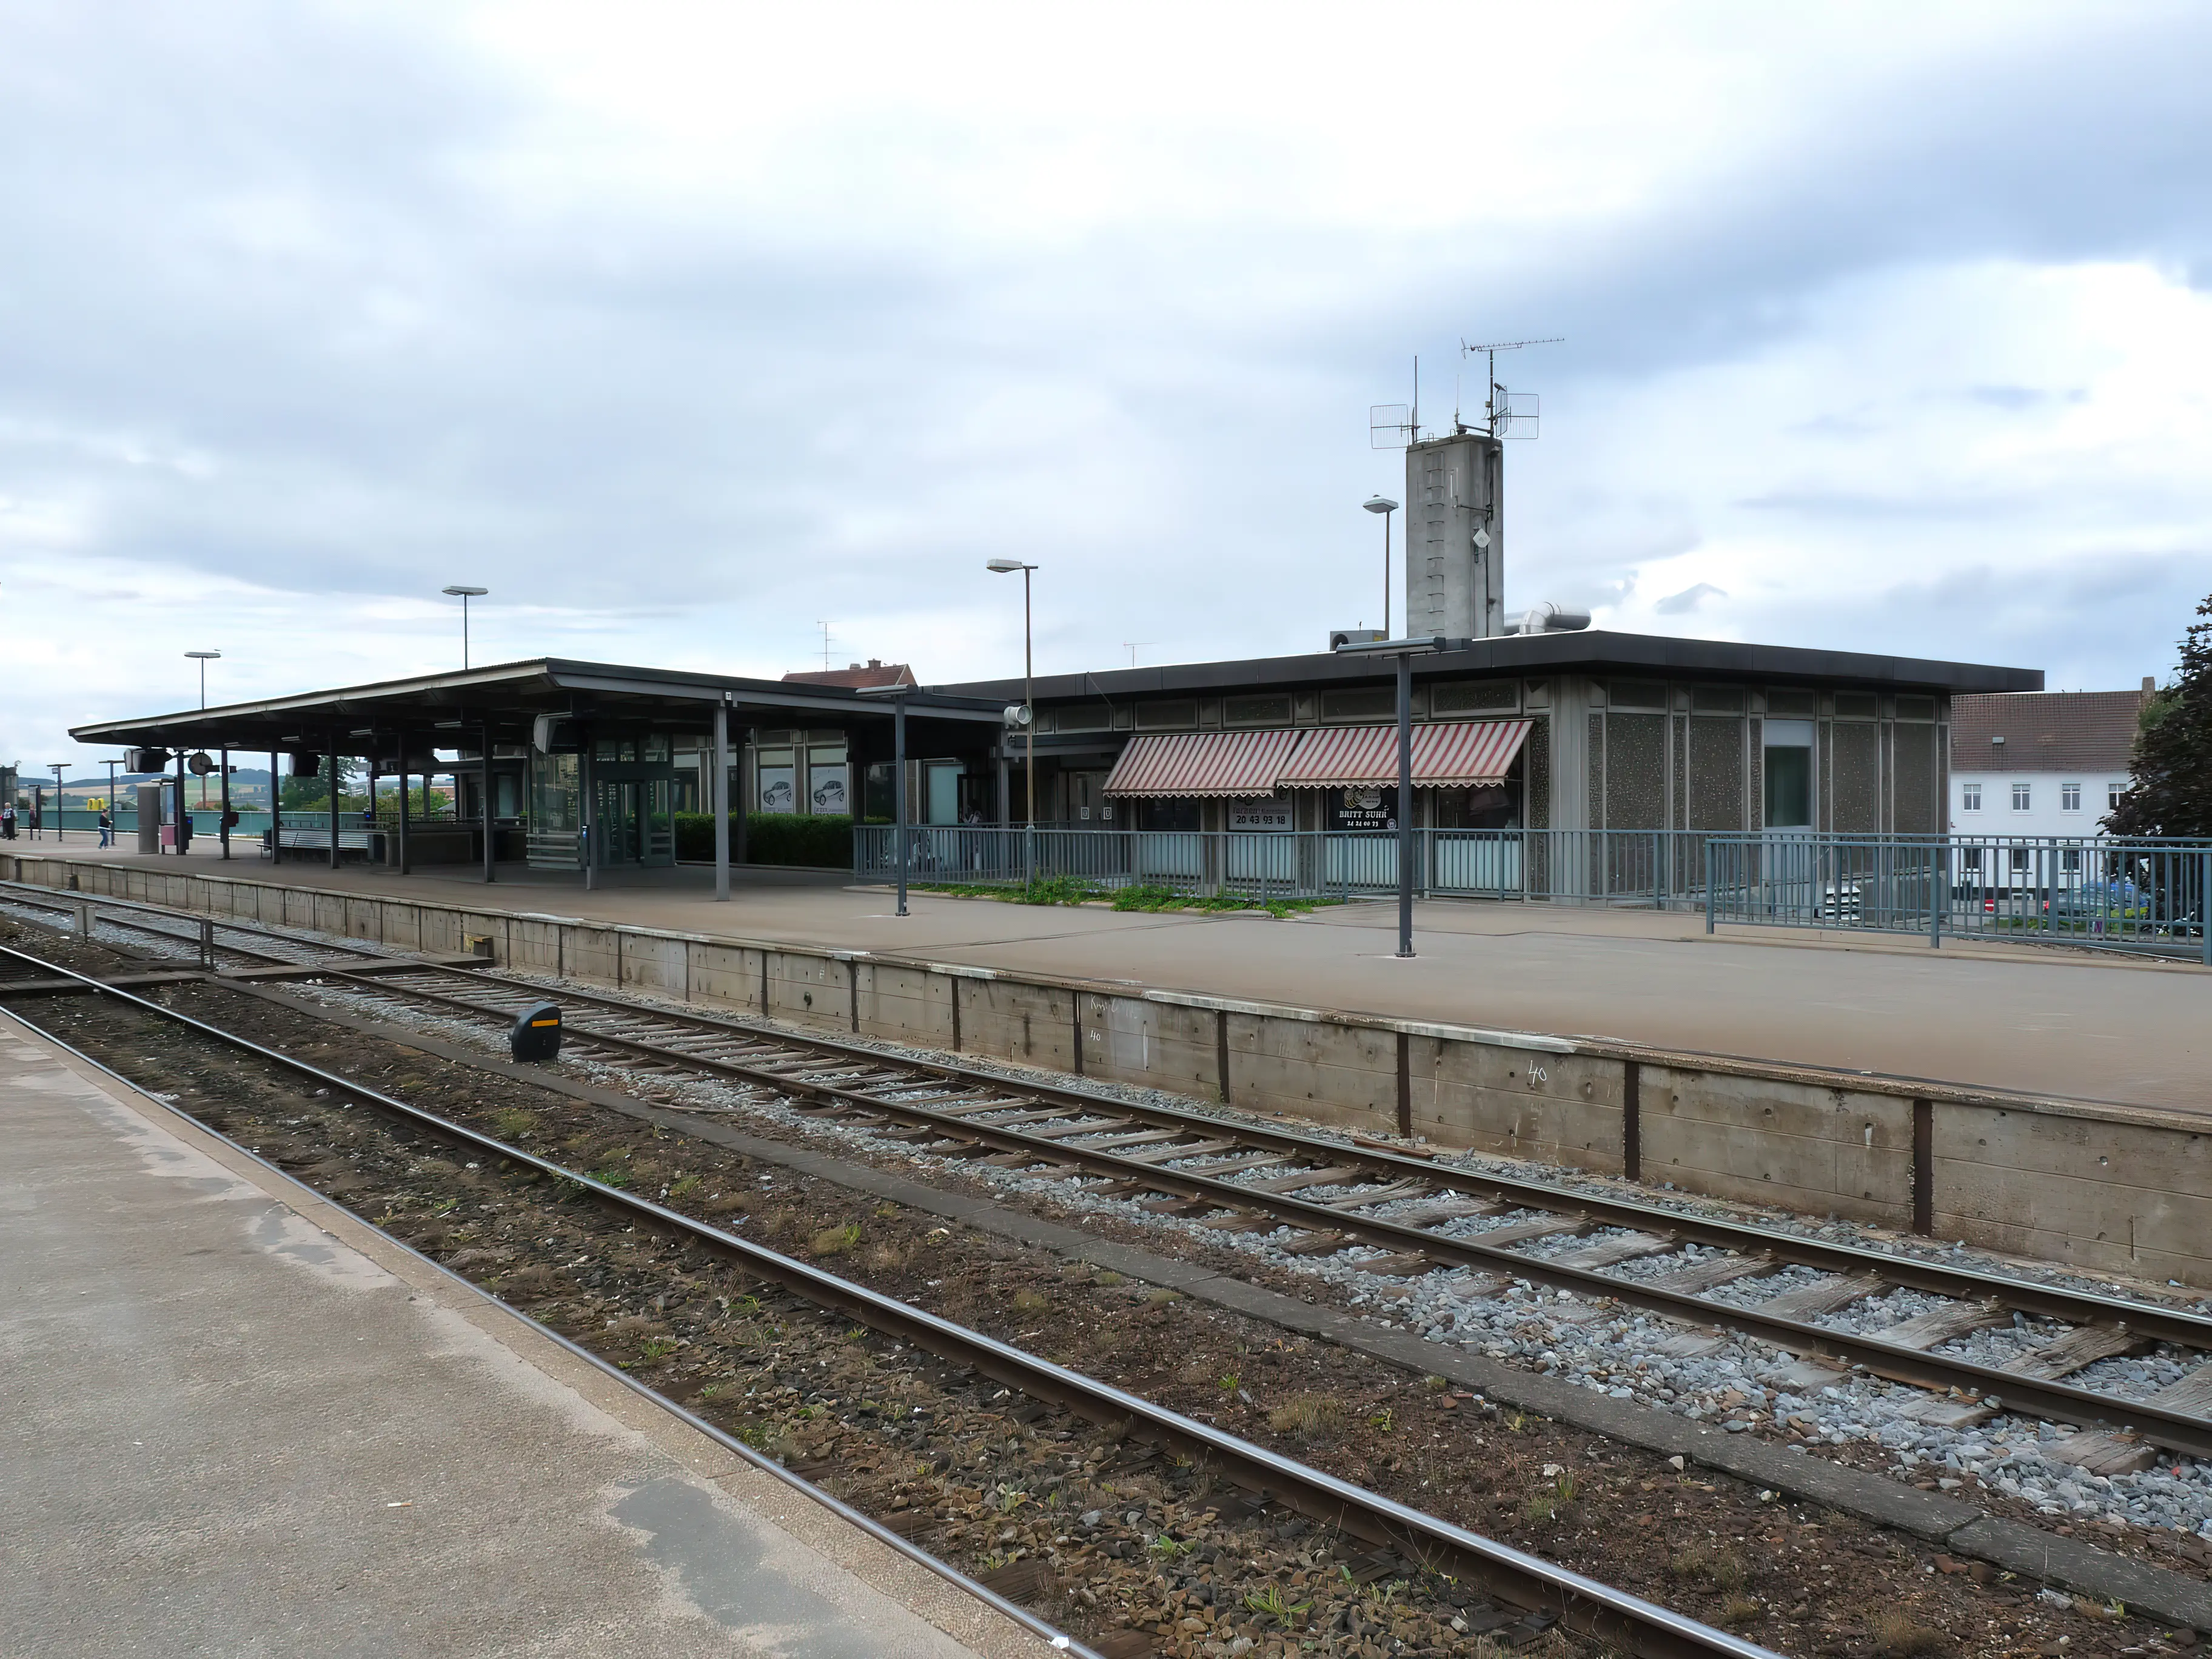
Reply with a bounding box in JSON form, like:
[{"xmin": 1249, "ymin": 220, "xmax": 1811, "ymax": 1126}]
[{"xmin": 1948, "ymin": 682, "xmax": 2150, "ymax": 837}]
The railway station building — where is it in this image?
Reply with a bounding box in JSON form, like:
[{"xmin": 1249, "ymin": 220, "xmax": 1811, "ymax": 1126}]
[
  {"xmin": 67, "ymin": 633, "xmax": 2039, "ymax": 894},
  {"xmin": 931, "ymin": 631, "xmax": 2039, "ymax": 843}
]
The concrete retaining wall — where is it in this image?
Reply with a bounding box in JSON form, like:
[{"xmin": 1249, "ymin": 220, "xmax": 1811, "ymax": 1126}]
[{"xmin": 12, "ymin": 853, "xmax": 2208, "ymax": 1287}]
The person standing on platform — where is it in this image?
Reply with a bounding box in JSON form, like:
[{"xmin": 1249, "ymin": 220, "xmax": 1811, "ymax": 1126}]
[
  {"xmin": 1, "ymin": 802, "xmax": 14, "ymax": 840},
  {"xmin": 98, "ymin": 808, "xmax": 113, "ymax": 848}
]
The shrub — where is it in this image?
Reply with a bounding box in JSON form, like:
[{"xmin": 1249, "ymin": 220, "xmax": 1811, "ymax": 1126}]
[{"xmin": 671, "ymin": 813, "xmax": 854, "ymax": 868}]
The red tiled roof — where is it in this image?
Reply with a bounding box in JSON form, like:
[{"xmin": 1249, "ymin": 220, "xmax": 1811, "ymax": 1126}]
[
  {"xmin": 1949, "ymin": 689, "xmax": 2146, "ymax": 774},
  {"xmin": 782, "ymin": 661, "xmax": 915, "ymax": 689}
]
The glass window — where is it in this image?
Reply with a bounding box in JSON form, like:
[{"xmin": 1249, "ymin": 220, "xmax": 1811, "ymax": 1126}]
[
  {"xmin": 2108, "ymin": 782, "xmax": 2125, "ymax": 810},
  {"xmin": 1961, "ymin": 846, "xmax": 1982, "ymax": 871},
  {"xmin": 2061, "ymin": 782, "xmax": 2081, "ymax": 812},
  {"xmin": 2011, "ymin": 782, "xmax": 2031, "ymax": 811},
  {"xmin": 1962, "ymin": 782, "xmax": 1982, "ymax": 812},
  {"xmin": 2062, "ymin": 848, "xmax": 2081, "ymax": 871},
  {"xmin": 2009, "ymin": 846, "xmax": 2030, "ymax": 871},
  {"xmin": 1761, "ymin": 720, "xmax": 1813, "ymax": 828}
]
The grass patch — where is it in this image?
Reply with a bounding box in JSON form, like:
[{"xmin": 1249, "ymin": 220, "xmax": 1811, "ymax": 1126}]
[
  {"xmin": 809, "ymin": 1221, "xmax": 863, "ymax": 1257},
  {"xmin": 1144, "ymin": 1287, "xmax": 1179, "ymax": 1307},
  {"xmin": 1010, "ymin": 1289, "xmax": 1051, "ymax": 1317},
  {"xmin": 1265, "ymin": 1393, "xmax": 1347, "ymax": 1443},
  {"xmin": 667, "ymin": 1173, "xmax": 703, "ymax": 1200},
  {"xmin": 488, "ymin": 1107, "xmax": 537, "ymax": 1139},
  {"xmin": 1869, "ymin": 1610, "xmax": 1951, "ymax": 1657},
  {"xmin": 1720, "ymin": 1597, "xmax": 1764, "ymax": 1629},
  {"xmin": 912, "ymin": 877, "xmax": 1340, "ymax": 918},
  {"xmin": 1093, "ymin": 1270, "xmax": 1125, "ymax": 1287},
  {"xmin": 915, "ymin": 875, "xmax": 1106, "ymax": 906},
  {"xmin": 1667, "ymin": 1544, "xmax": 1749, "ymax": 1593},
  {"xmin": 1109, "ymin": 884, "xmax": 1337, "ymax": 919}
]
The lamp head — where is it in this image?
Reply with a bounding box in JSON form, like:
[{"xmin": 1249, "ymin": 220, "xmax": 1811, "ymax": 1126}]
[
  {"xmin": 184, "ymin": 650, "xmax": 221, "ymax": 660},
  {"xmin": 1364, "ymin": 495, "xmax": 1399, "ymax": 514},
  {"xmin": 985, "ymin": 558, "xmax": 1032, "ymax": 574},
  {"xmin": 443, "ymin": 585, "xmax": 489, "ymax": 597}
]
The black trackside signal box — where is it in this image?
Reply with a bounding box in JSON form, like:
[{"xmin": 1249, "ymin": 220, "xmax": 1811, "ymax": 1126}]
[{"xmin": 510, "ymin": 1001, "xmax": 562, "ymax": 1062}]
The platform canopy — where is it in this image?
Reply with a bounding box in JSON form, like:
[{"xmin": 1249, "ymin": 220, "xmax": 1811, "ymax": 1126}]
[{"xmin": 68, "ymin": 657, "xmax": 1007, "ymax": 759}]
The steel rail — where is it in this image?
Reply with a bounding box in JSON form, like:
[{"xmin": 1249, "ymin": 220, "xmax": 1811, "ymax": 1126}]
[
  {"xmin": 247, "ymin": 966, "xmax": 2212, "ymax": 1458},
  {"xmin": 0, "ymin": 881, "xmax": 390, "ymax": 968},
  {"xmin": 13, "ymin": 894, "xmax": 2212, "ymax": 1441},
  {"xmin": 0, "ymin": 938, "xmax": 1780, "ymax": 1659},
  {"xmin": 368, "ymin": 959, "xmax": 2212, "ymax": 1351},
  {"xmin": 13, "ymin": 880, "xmax": 2211, "ymax": 1351},
  {"xmin": 0, "ymin": 998, "xmax": 1108, "ymax": 1659}
]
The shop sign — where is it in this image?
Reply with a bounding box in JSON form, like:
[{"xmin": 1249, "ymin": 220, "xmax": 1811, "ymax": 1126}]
[
  {"xmin": 1329, "ymin": 786, "xmax": 1397, "ymax": 831},
  {"xmin": 1228, "ymin": 800, "xmax": 1292, "ymax": 833},
  {"xmin": 810, "ymin": 766, "xmax": 848, "ymax": 814},
  {"xmin": 757, "ymin": 766, "xmax": 796, "ymax": 813}
]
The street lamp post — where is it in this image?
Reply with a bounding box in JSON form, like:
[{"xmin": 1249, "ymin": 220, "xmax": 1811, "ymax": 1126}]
[
  {"xmin": 1332, "ymin": 633, "xmax": 1444, "ymax": 957},
  {"xmin": 1364, "ymin": 497, "xmax": 1399, "ymax": 637},
  {"xmin": 184, "ymin": 649, "xmax": 221, "ymax": 709},
  {"xmin": 986, "ymin": 558, "xmax": 1039, "ymax": 883},
  {"xmin": 184, "ymin": 650, "xmax": 222, "ymax": 812},
  {"xmin": 442, "ymin": 586, "xmax": 489, "ymax": 670},
  {"xmin": 49, "ymin": 764, "xmax": 65, "ymax": 842}
]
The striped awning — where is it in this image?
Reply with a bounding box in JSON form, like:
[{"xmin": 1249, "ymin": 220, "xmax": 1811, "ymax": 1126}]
[
  {"xmin": 1102, "ymin": 729, "xmax": 1305, "ymax": 797},
  {"xmin": 1276, "ymin": 719, "xmax": 1532, "ymax": 789}
]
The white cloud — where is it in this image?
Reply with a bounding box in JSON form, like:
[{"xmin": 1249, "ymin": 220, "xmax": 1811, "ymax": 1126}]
[{"xmin": 3, "ymin": 0, "xmax": 2211, "ymax": 769}]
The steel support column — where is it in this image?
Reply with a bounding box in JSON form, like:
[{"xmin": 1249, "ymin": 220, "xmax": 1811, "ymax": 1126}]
[
  {"xmin": 218, "ymin": 747, "xmax": 230, "ymax": 860},
  {"xmin": 894, "ymin": 695, "xmax": 909, "ymax": 918},
  {"xmin": 712, "ymin": 700, "xmax": 731, "ymax": 902},
  {"xmin": 581, "ymin": 739, "xmax": 595, "ymax": 891},
  {"xmin": 397, "ymin": 736, "xmax": 411, "ymax": 875},
  {"xmin": 1395, "ymin": 652, "xmax": 1413, "ymax": 958},
  {"xmin": 481, "ymin": 721, "xmax": 495, "ymax": 883},
  {"xmin": 327, "ymin": 739, "xmax": 339, "ymax": 871}
]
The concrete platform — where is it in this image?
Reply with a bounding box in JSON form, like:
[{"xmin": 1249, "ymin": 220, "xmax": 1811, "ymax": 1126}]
[
  {"xmin": 0, "ymin": 1010, "xmax": 1059, "ymax": 1659},
  {"xmin": 19, "ymin": 841, "xmax": 2208, "ymax": 1114}
]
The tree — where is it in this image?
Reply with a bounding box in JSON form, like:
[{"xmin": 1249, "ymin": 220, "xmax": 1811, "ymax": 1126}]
[
  {"xmin": 280, "ymin": 758, "xmax": 363, "ymax": 812},
  {"xmin": 2106, "ymin": 589, "xmax": 2212, "ymax": 839}
]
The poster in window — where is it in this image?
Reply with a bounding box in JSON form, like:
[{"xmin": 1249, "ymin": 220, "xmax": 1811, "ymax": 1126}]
[
  {"xmin": 809, "ymin": 765, "xmax": 848, "ymax": 814},
  {"xmin": 1328, "ymin": 786, "xmax": 1397, "ymax": 831},
  {"xmin": 1227, "ymin": 800, "xmax": 1292, "ymax": 832},
  {"xmin": 757, "ymin": 766, "xmax": 795, "ymax": 813}
]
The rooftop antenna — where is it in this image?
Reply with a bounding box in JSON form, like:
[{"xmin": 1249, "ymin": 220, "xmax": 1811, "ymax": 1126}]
[
  {"xmin": 816, "ymin": 620, "xmax": 833, "ymax": 671},
  {"xmin": 1122, "ymin": 642, "xmax": 1153, "ymax": 667},
  {"xmin": 1369, "ymin": 357, "xmax": 1420, "ymax": 450},
  {"xmin": 1460, "ymin": 337, "xmax": 1563, "ymax": 438}
]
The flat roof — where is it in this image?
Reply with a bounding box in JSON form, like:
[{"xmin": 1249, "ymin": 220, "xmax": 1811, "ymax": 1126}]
[
  {"xmin": 938, "ymin": 629, "xmax": 2043, "ymax": 703},
  {"xmin": 69, "ymin": 657, "xmax": 1005, "ymax": 754}
]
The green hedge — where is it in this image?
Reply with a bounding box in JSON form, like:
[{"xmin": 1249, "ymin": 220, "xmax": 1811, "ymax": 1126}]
[{"xmin": 671, "ymin": 812, "xmax": 855, "ymax": 868}]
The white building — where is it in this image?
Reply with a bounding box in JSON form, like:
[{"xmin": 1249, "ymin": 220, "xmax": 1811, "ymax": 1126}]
[{"xmin": 1948, "ymin": 683, "xmax": 2150, "ymax": 839}]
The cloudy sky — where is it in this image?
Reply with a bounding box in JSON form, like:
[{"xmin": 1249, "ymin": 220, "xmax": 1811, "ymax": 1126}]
[{"xmin": 4, "ymin": 1, "xmax": 2210, "ymax": 771}]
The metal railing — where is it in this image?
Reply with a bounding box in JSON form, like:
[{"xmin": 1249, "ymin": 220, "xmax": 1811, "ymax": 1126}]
[
  {"xmin": 853, "ymin": 825, "xmax": 1723, "ymax": 905},
  {"xmin": 854, "ymin": 825, "xmax": 2212, "ymax": 957},
  {"xmin": 1704, "ymin": 833, "xmax": 2212, "ymax": 961}
]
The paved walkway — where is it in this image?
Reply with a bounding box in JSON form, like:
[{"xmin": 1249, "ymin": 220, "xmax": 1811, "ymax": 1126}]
[
  {"xmin": 18, "ymin": 843, "xmax": 2211, "ymax": 1112},
  {"xmin": 0, "ymin": 1010, "xmax": 1054, "ymax": 1659}
]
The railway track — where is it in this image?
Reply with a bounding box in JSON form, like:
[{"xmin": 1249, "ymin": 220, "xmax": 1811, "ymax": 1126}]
[
  {"xmin": 9, "ymin": 884, "xmax": 2212, "ymax": 1466},
  {"xmin": 0, "ymin": 936, "xmax": 1781, "ymax": 1659}
]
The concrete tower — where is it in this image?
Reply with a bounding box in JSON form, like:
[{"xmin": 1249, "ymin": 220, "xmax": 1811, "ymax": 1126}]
[{"xmin": 1404, "ymin": 431, "xmax": 1503, "ymax": 640}]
